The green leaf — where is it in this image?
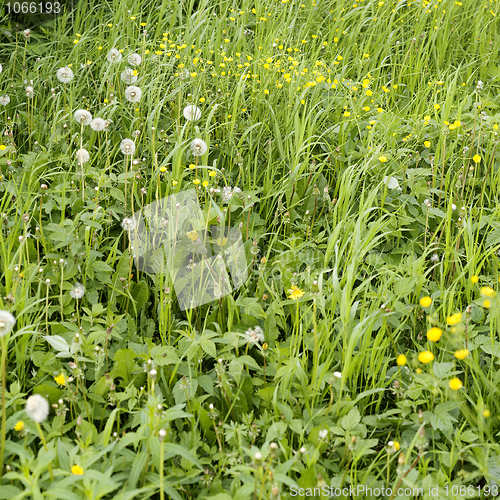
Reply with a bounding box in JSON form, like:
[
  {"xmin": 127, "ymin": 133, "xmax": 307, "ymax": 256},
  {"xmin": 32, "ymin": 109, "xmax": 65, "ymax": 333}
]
[
  {"xmin": 235, "ymin": 297, "xmax": 266, "ymax": 318},
  {"xmin": 43, "ymin": 335, "xmax": 70, "ymax": 353},
  {"xmin": 151, "ymin": 345, "xmax": 179, "ymax": 366},
  {"xmin": 163, "ymin": 443, "xmax": 204, "ymax": 470},
  {"xmin": 341, "ymin": 408, "xmax": 361, "ymax": 432},
  {"xmin": 110, "ymin": 349, "xmax": 138, "ymax": 384}
]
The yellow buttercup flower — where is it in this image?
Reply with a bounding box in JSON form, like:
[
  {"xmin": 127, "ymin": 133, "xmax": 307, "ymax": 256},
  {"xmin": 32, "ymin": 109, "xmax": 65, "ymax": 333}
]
[
  {"xmin": 187, "ymin": 230, "xmax": 199, "ymax": 241},
  {"xmin": 14, "ymin": 421, "xmax": 25, "ymax": 431},
  {"xmin": 378, "ymin": 156, "xmax": 387, "ymax": 163},
  {"xmin": 72, "ymin": 465, "xmax": 84, "ymax": 475},
  {"xmin": 419, "ymin": 296, "xmax": 432, "ymax": 307},
  {"xmin": 473, "ymin": 154, "xmax": 481, "ymax": 163},
  {"xmin": 396, "ymin": 354, "xmax": 407, "ymax": 366},
  {"xmin": 446, "ymin": 313, "xmax": 462, "ymax": 326},
  {"xmin": 287, "ymin": 285, "xmax": 305, "ymax": 300},
  {"xmin": 448, "ymin": 378, "xmax": 463, "ymax": 390},
  {"xmin": 480, "ymin": 286, "xmax": 495, "ymax": 297},
  {"xmin": 426, "ymin": 327, "xmax": 442, "ymax": 342},
  {"xmin": 471, "ymin": 275, "xmax": 479, "ymax": 283},
  {"xmin": 54, "ymin": 373, "xmax": 66, "ymax": 386},
  {"xmin": 483, "ymin": 300, "xmax": 491, "ymax": 308},
  {"xmin": 454, "ymin": 349, "xmax": 469, "ymax": 360},
  {"xmin": 418, "ymin": 351, "xmax": 434, "ymax": 364},
  {"xmin": 424, "ymin": 141, "xmax": 431, "ymax": 148}
]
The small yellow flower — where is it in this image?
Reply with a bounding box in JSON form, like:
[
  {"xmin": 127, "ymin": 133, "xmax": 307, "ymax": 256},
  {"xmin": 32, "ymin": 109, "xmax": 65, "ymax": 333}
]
[
  {"xmin": 202, "ymin": 180, "xmax": 209, "ymax": 188},
  {"xmin": 427, "ymin": 327, "xmax": 442, "ymax": 342},
  {"xmin": 159, "ymin": 167, "xmax": 167, "ymax": 173},
  {"xmin": 483, "ymin": 300, "xmax": 491, "ymax": 308},
  {"xmin": 418, "ymin": 351, "xmax": 434, "ymax": 364},
  {"xmin": 209, "ymin": 171, "xmax": 216, "ymax": 177},
  {"xmin": 172, "ymin": 180, "xmax": 178, "ymax": 186},
  {"xmin": 366, "ymin": 90, "xmax": 373, "ymax": 96},
  {"xmin": 0, "ymin": 145, "xmax": 6, "ymax": 151},
  {"xmin": 54, "ymin": 373, "xmax": 66, "ymax": 386},
  {"xmin": 378, "ymin": 156, "xmax": 387, "ymax": 163},
  {"xmin": 434, "ymin": 104, "xmax": 441, "ymax": 110},
  {"xmin": 471, "ymin": 275, "xmax": 479, "ymax": 283},
  {"xmin": 396, "ymin": 354, "xmax": 407, "ymax": 366},
  {"xmin": 449, "ymin": 377, "xmax": 463, "ymax": 390},
  {"xmin": 71, "ymin": 465, "xmax": 84, "ymax": 475},
  {"xmin": 199, "ymin": 97, "xmax": 206, "ymax": 103},
  {"xmin": 187, "ymin": 230, "xmax": 199, "ymax": 241},
  {"xmin": 419, "ymin": 296, "xmax": 432, "ymax": 307},
  {"xmin": 188, "ymin": 164, "xmax": 196, "ymax": 170},
  {"xmin": 424, "ymin": 141, "xmax": 431, "ymax": 148},
  {"xmin": 480, "ymin": 286, "xmax": 495, "ymax": 297},
  {"xmin": 287, "ymin": 285, "xmax": 305, "ymax": 300},
  {"xmin": 343, "ymin": 111, "xmax": 350, "ymax": 117},
  {"xmin": 108, "ymin": 24, "xmax": 113, "ymax": 27},
  {"xmin": 483, "ymin": 409, "xmax": 491, "ymax": 418},
  {"xmin": 14, "ymin": 421, "xmax": 25, "ymax": 432},
  {"xmin": 473, "ymin": 154, "xmax": 481, "ymax": 163},
  {"xmin": 446, "ymin": 313, "xmax": 462, "ymax": 325},
  {"xmin": 193, "ymin": 179, "xmax": 201, "ymax": 185},
  {"xmin": 454, "ymin": 349, "xmax": 469, "ymax": 360}
]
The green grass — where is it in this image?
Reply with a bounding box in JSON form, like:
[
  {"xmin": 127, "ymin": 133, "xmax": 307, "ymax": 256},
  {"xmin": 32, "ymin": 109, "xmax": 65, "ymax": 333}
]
[{"xmin": 0, "ymin": 0, "xmax": 500, "ymax": 497}]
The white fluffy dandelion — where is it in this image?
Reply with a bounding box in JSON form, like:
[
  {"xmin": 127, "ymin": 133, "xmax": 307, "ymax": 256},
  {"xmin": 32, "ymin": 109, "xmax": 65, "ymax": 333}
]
[
  {"xmin": 120, "ymin": 138, "xmax": 136, "ymax": 155},
  {"xmin": 125, "ymin": 85, "xmax": 142, "ymax": 103},
  {"xmin": 25, "ymin": 86, "xmax": 34, "ymax": 98},
  {"xmin": 121, "ymin": 217, "xmax": 137, "ymax": 231},
  {"xmin": 0, "ymin": 95, "xmax": 10, "ymax": 106},
  {"xmin": 245, "ymin": 326, "xmax": 264, "ymax": 343},
  {"xmin": 25, "ymin": 394, "xmax": 49, "ymax": 423},
  {"xmin": 90, "ymin": 117, "xmax": 106, "ymax": 131},
  {"xmin": 75, "ymin": 148, "xmax": 90, "ymax": 164},
  {"xmin": 74, "ymin": 109, "xmax": 92, "ymax": 125},
  {"xmin": 183, "ymin": 104, "xmax": 202, "ymax": 121},
  {"xmin": 120, "ymin": 68, "xmax": 137, "ymax": 85},
  {"xmin": 0, "ymin": 310, "xmax": 15, "ymax": 338},
  {"xmin": 191, "ymin": 138, "xmax": 208, "ymax": 157},
  {"xmin": 127, "ymin": 53, "xmax": 142, "ymax": 66},
  {"xmin": 107, "ymin": 48, "xmax": 122, "ymax": 63},
  {"xmin": 57, "ymin": 66, "xmax": 74, "ymax": 83},
  {"xmin": 70, "ymin": 282, "xmax": 85, "ymax": 299}
]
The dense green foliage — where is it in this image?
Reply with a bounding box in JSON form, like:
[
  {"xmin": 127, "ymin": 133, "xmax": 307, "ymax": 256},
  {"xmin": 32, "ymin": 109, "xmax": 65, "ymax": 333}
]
[{"xmin": 1, "ymin": 0, "xmax": 500, "ymax": 497}]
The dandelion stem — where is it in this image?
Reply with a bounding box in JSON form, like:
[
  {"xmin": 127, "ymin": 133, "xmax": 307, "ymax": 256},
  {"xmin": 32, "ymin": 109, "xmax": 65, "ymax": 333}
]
[{"xmin": 35, "ymin": 422, "xmax": 54, "ymax": 481}]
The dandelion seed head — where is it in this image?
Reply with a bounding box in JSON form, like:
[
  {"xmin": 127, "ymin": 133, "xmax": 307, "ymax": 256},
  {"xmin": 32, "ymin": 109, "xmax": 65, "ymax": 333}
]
[
  {"xmin": 120, "ymin": 68, "xmax": 137, "ymax": 84},
  {"xmin": 107, "ymin": 48, "xmax": 122, "ymax": 63},
  {"xmin": 90, "ymin": 117, "xmax": 106, "ymax": 131},
  {"xmin": 0, "ymin": 310, "xmax": 15, "ymax": 337},
  {"xmin": 127, "ymin": 53, "xmax": 142, "ymax": 66},
  {"xmin": 120, "ymin": 138, "xmax": 136, "ymax": 155},
  {"xmin": 191, "ymin": 138, "xmax": 208, "ymax": 157},
  {"xmin": 70, "ymin": 282, "xmax": 85, "ymax": 299},
  {"xmin": 121, "ymin": 217, "xmax": 137, "ymax": 231},
  {"xmin": 25, "ymin": 394, "xmax": 49, "ymax": 423},
  {"xmin": 74, "ymin": 109, "xmax": 92, "ymax": 125},
  {"xmin": 125, "ymin": 85, "xmax": 142, "ymax": 103},
  {"xmin": 75, "ymin": 148, "xmax": 90, "ymax": 164},
  {"xmin": 57, "ymin": 66, "xmax": 74, "ymax": 83},
  {"xmin": 183, "ymin": 104, "xmax": 202, "ymax": 121}
]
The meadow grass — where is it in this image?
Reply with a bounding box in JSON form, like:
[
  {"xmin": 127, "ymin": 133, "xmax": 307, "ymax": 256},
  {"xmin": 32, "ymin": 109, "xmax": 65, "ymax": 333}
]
[{"xmin": 0, "ymin": 0, "xmax": 500, "ymax": 498}]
